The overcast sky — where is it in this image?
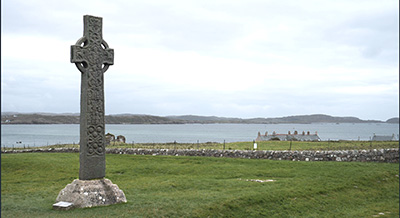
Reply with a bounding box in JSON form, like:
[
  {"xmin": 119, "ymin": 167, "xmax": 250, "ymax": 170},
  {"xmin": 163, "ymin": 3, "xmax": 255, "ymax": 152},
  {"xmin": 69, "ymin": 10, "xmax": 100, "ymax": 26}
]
[{"xmin": 2, "ymin": 0, "xmax": 399, "ymax": 120}]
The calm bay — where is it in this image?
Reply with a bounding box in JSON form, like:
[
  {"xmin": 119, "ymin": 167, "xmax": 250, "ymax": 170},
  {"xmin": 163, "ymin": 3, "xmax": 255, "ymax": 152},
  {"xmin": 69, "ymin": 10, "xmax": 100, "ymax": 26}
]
[{"xmin": 1, "ymin": 123, "xmax": 398, "ymax": 147}]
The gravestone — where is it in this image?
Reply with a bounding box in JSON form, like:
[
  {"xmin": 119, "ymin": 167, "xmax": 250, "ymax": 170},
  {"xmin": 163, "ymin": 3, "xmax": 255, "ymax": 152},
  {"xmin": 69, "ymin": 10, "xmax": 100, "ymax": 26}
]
[{"xmin": 54, "ymin": 15, "xmax": 126, "ymax": 209}]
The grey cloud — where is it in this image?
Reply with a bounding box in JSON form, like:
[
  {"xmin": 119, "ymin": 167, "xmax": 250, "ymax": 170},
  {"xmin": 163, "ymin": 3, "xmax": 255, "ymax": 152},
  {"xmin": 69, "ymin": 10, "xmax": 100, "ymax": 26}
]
[
  {"xmin": 114, "ymin": 4, "xmax": 243, "ymax": 52},
  {"xmin": 2, "ymin": 0, "xmax": 398, "ymax": 120},
  {"xmin": 324, "ymin": 9, "xmax": 398, "ymax": 64}
]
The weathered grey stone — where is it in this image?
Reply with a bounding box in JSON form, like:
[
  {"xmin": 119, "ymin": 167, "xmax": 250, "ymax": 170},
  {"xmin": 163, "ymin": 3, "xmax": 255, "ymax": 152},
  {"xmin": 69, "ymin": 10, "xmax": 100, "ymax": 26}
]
[
  {"xmin": 71, "ymin": 15, "xmax": 114, "ymax": 180},
  {"xmin": 56, "ymin": 179, "xmax": 126, "ymax": 208}
]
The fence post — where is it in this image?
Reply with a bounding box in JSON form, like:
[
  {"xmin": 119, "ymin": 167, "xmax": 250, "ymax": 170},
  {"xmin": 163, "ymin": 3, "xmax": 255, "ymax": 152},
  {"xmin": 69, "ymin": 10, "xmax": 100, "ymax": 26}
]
[
  {"xmin": 370, "ymin": 137, "xmax": 372, "ymax": 148},
  {"xmin": 328, "ymin": 139, "xmax": 330, "ymax": 150}
]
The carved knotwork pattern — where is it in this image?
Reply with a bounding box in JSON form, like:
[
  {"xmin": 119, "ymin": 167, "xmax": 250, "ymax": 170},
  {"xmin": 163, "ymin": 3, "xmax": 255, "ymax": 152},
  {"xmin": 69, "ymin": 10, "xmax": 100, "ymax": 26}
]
[
  {"xmin": 86, "ymin": 87, "xmax": 105, "ymax": 156},
  {"xmin": 71, "ymin": 16, "xmax": 114, "ymax": 157},
  {"xmin": 85, "ymin": 17, "xmax": 105, "ymax": 157},
  {"xmin": 87, "ymin": 125, "xmax": 104, "ymax": 156}
]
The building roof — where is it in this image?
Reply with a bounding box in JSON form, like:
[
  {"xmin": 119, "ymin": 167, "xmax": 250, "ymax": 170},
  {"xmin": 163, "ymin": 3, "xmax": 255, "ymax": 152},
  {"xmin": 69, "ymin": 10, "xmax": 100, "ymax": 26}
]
[{"xmin": 372, "ymin": 134, "xmax": 397, "ymax": 141}]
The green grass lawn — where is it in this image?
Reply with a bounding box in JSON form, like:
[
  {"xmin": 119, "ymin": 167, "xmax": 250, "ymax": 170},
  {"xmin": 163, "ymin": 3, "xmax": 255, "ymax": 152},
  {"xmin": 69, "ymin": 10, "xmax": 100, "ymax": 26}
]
[{"xmin": 2, "ymin": 153, "xmax": 399, "ymax": 217}]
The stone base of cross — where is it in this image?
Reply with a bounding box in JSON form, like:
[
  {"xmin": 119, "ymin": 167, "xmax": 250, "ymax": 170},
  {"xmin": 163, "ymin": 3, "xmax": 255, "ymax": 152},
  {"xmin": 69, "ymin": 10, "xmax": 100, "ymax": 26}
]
[{"xmin": 54, "ymin": 179, "xmax": 126, "ymax": 209}]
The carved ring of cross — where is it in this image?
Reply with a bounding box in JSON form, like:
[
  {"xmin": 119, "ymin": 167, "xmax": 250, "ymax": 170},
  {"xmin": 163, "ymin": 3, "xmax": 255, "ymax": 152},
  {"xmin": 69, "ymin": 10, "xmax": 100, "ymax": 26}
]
[{"xmin": 73, "ymin": 37, "xmax": 112, "ymax": 74}]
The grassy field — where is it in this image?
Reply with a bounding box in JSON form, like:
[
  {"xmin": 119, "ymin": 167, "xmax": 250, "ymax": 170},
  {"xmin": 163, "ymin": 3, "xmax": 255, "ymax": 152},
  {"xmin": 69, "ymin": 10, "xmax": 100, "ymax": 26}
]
[
  {"xmin": 2, "ymin": 153, "xmax": 399, "ymax": 217},
  {"xmin": 6, "ymin": 140, "xmax": 398, "ymax": 151}
]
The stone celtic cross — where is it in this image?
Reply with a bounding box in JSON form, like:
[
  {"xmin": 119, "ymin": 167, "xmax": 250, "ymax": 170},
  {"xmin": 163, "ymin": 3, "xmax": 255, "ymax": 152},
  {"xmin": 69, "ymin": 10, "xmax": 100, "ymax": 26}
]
[
  {"xmin": 55, "ymin": 15, "xmax": 125, "ymax": 210},
  {"xmin": 71, "ymin": 15, "xmax": 114, "ymax": 180}
]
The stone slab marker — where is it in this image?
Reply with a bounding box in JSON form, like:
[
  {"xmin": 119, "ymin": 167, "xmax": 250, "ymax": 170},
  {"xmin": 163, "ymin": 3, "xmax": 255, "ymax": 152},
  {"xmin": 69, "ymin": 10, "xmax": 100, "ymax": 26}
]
[{"xmin": 54, "ymin": 15, "xmax": 126, "ymax": 209}]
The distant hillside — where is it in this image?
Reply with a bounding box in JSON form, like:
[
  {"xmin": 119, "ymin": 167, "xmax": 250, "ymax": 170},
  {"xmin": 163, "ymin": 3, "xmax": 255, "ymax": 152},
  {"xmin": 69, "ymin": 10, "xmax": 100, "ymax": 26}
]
[
  {"xmin": 386, "ymin": 117, "xmax": 399, "ymax": 123},
  {"xmin": 166, "ymin": 115, "xmax": 244, "ymax": 123},
  {"xmin": 169, "ymin": 114, "xmax": 383, "ymax": 124},
  {"xmin": 1, "ymin": 113, "xmax": 184, "ymax": 124},
  {"xmin": 106, "ymin": 114, "xmax": 184, "ymax": 124},
  {"xmin": 245, "ymin": 114, "xmax": 380, "ymax": 124},
  {"xmin": 1, "ymin": 113, "xmax": 391, "ymax": 124},
  {"xmin": 1, "ymin": 113, "xmax": 80, "ymax": 124}
]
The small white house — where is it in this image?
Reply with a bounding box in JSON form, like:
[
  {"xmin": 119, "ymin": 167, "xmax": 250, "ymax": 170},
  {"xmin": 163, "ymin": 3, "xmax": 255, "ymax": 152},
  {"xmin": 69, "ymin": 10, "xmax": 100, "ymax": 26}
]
[
  {"xmin": 371, "ymin": 134, "xmax": 397, "ymax": 141},
  {"xmin": 256, "ymin": 131, "xmax": 320, "ymax": 142}
]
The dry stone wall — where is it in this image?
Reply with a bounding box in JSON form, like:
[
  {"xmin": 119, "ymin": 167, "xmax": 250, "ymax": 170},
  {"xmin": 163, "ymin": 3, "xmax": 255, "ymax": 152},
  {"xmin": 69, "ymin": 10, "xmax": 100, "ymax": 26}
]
[{"xmin": 3, "ymin": 148, "xmax": 398, "ymax": 163}]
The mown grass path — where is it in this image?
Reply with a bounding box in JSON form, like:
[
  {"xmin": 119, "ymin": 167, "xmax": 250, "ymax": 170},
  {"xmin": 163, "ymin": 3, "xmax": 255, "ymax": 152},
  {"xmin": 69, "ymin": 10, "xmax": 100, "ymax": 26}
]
[{"xmin": 2, "ymin": 153, "xmax": 399, "ymax": 217}]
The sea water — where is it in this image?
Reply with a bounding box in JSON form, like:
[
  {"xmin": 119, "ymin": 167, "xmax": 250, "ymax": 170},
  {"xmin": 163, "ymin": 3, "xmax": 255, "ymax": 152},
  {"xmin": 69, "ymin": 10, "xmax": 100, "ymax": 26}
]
[{"xmin": 1, "ymin": 123, "xmax": 398, "ymax": 147}]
